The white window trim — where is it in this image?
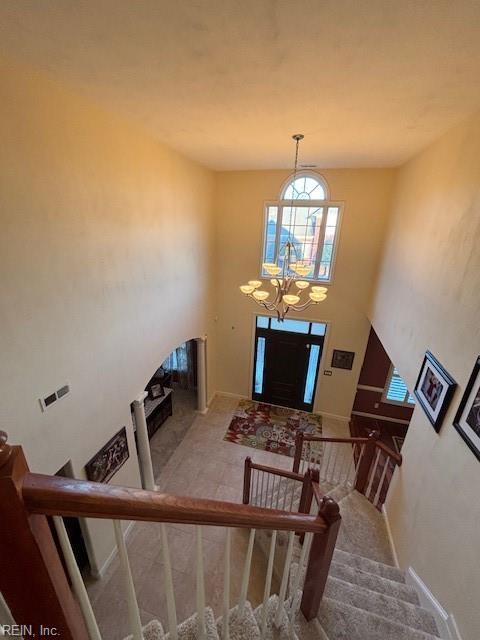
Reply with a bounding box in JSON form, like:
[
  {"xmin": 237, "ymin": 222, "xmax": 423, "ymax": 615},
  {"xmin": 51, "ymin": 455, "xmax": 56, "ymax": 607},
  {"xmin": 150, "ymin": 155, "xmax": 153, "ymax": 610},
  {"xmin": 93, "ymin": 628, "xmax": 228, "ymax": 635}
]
[
  {"xmin": 382, "ymin": 364, "xmax": 415, "ymax": 407},
  {"xmin": 260, "ymin": 199, "xmax": 344, "ymax": 284},
  {"xmin": 279, "ymin": 170, "xmax": 330, "ymax": 201}
]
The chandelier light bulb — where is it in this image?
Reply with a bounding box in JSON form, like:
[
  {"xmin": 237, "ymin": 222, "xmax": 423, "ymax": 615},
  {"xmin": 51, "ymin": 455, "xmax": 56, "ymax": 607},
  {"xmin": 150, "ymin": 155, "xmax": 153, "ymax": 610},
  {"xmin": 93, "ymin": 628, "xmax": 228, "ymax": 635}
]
[
  {"xmin": 283, "ymin": 294, "xmax": 300, "ymax": 306},
  {"xmin": 240, "ymin": 285, "xmax": 255, "ymax": 295},
  {"xmin": 253, "ymin": 290, "xmax": 270, "ymax": 301},
  {"xmin": 295, "ymin": 280, "xmax": 310, "ymax": 290},
  {"xmin": 294, "ymin": 265, "xmax": 312, "ymax": 277},
  {"xmin": 311, "ymin": 285, "xmax": 328, "ymax": 294},
  {"xmin": 309, "ymin": 292, "xmax": 327, "ymax": 302},
  {"xmin": 263, "ymin": 263, "xmax": 281, "ymax": 276},
  {"xmin": 248, "ymin": 280, "xmax": 262, "ymax": 289},
  {"xmin": 270, "ymin": 278, "xmax": 284, "ymax": 287}
]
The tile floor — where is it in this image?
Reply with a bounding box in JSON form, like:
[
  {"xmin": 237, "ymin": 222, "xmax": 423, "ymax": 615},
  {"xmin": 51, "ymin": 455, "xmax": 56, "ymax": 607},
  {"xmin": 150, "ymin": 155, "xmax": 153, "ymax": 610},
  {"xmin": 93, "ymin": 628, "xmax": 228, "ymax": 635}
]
[{"xmin": 86, "ymin": 393, "xmax": 351, "ymax": 640}]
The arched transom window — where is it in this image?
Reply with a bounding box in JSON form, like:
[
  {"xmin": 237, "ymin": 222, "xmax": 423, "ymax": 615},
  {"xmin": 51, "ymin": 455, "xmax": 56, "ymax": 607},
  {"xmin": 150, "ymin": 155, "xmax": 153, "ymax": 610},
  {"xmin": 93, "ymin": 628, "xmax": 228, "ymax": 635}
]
[{"xmin": 262, "ymin": 172, "xmax": 342, "ymax": 282}]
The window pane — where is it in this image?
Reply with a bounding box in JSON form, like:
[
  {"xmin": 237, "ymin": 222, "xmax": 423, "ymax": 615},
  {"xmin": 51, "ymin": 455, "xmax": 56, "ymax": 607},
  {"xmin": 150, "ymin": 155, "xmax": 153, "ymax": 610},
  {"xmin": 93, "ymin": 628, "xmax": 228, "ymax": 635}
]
[
  {"xmin": 283, "ymin": 176, "xmax": 325, "ymax": 200},
  {"xmin": 270, "ymin": 318, "xmax": 310, "ymax": 334},
  {"xmin": 386, "ymin": 369, "xmax": 414, "ymax": 404},
  {"xmin": 254, "ymin": 337, "xmax": 266, "ymax": 393},
  {"xmin": 326, "ymin": 207, "xmax": 338, "ymax": 226},
  {"xmin": 256, "ymin": 316, "xmax": 269, "ymax": 328},
  {"xmin": 311, "ymin": 322, "xmax": 327, "ymax": 336},
  {"xmin": 304, "ymin": 344, "xmax": 320, "ymax": 404}
]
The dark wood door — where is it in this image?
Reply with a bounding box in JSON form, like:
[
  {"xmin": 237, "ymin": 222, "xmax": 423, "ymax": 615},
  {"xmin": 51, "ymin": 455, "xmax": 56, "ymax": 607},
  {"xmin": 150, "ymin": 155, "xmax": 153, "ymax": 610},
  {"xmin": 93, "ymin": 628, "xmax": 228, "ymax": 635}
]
[
  {"xmin": 262, "ymin": 332, "xmax": 310, "ymax": 409},
  {"xmin": 253, "ymin": 322, "xmax": 324, "ymax": 411}
]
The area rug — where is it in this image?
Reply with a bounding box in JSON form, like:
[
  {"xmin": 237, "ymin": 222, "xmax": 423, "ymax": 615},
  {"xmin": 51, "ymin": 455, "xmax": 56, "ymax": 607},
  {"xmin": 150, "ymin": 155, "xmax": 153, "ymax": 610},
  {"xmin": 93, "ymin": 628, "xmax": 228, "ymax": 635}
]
[{"xmin": 223, "ymin": 399, "xmax": 322, "ymax": 458}]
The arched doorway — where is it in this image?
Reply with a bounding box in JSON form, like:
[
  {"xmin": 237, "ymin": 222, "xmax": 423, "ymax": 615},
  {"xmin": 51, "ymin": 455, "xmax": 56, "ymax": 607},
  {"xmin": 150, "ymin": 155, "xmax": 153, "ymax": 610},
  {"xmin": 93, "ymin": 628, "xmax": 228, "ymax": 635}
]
[{"xmin": 131, "ymin": 336, "xmax": 207, "ymax": 489}]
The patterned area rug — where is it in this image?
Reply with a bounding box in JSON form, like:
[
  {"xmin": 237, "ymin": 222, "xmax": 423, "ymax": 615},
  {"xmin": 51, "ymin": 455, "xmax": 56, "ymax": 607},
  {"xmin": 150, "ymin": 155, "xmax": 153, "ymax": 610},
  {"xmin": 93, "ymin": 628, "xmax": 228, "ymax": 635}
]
[{"xmin": 223, "ymin": 399, "xmax": 322, "ymax": 458}]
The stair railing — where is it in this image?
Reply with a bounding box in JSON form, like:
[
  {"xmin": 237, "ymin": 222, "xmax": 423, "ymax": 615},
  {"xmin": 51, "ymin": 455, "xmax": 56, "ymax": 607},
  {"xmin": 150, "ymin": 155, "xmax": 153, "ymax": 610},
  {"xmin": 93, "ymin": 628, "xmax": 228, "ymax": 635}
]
[
  {"xmin": 292, "ymin": 430, "xmax": 402, "ymax": 508},
  {"xmin": 243, "ymin": 457, "xmax": 305, "ymax": 512},
  {"xmin": 0, "ymin": 433, "xmax": 337, "ymax": 640},
  {"xmin": 242, "ymin": 461, "xmax": 341, "ymax": 623}
]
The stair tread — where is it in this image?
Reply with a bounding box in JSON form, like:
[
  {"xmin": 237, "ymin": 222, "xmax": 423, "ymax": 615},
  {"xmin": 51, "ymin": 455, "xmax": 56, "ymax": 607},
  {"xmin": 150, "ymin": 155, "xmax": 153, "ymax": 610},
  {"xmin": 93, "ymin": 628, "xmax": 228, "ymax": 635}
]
[
  {"xmin": 319, "ymin": 597, "xmax": 442, "ymax": 640},
  {"xmin": 164, "ymin": 607, "xmax": 219, "ymax": 640},
  {"xmin": 325, "ymin": 575, "xmax": 439, "ymax": 636},
  {"xmin": 334, "ymin": 548, "xmax": 406, "ymax": 583},
  {"xmin": 329, "ymin": 560, "xmax": 420, "ymax": 605},
  {"xmin": 124, "ymin": 620, "xmax": 164, "ymax": 640},
  {"xmin": 216, "ymin": 601, "xmax": 260, "ymax": 640},
  {"xmin": 254, "ymin": 594, "xmax": 297, "ymax": 640}
]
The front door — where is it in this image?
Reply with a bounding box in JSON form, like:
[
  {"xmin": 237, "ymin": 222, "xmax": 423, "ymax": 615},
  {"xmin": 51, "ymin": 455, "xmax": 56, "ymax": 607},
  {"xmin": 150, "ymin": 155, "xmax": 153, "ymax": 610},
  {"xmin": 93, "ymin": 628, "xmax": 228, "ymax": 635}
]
[{"xmin": 252, "ymin": 316, "xmax": 325, "ymax": 411}]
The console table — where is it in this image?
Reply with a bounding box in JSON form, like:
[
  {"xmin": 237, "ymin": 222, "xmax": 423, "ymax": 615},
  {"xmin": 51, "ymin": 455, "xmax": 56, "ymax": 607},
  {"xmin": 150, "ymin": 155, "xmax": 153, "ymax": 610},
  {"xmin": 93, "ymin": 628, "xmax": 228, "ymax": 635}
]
[{"xmin": 132, "ymin": 387, "xmax": 173, "ymax": 440}]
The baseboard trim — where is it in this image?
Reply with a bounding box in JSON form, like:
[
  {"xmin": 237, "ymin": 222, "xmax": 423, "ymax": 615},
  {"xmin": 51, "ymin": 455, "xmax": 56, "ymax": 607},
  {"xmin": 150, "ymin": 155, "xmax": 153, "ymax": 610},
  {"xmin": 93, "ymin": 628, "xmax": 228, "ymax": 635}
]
[
  {"xmin": 93, "ymin": 521, "xmax": 135, "ymax": 579},
  {"xmin": 406, "ymin": 567, "xmax": 462, "ymax": 640},
  {"xmin": 381, "ymin": 502, "xmax": 399, "ymax": 568},
  {"xmin": 215, "ymin": 391, "xmax": 249, "ymax": 399},
  {"xmin": 318, "ymin": 411, "xmax": 350, "ymax": 422}
]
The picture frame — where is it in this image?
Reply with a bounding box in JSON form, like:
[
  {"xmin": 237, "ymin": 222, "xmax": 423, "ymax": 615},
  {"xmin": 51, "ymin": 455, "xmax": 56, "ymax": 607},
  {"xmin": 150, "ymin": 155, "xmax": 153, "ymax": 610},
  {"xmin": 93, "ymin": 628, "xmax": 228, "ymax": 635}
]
[
  {"xmin": 85, "ymin": 427, "xmax": 129, "ymax": 483},
  {"xmin": 331, "ymin": 349, "xmax": 355, "ymax": 370},
  {"xmin": 150, "ymin": 383, "xmax": 164, "ymax": 399},
  {"xmin": 453, "ymin": 356, "xmax": 480, "ymax": 461},
  {"xmin": 414, "ymin": 351, "xmax": 456, "ymax": 432}
]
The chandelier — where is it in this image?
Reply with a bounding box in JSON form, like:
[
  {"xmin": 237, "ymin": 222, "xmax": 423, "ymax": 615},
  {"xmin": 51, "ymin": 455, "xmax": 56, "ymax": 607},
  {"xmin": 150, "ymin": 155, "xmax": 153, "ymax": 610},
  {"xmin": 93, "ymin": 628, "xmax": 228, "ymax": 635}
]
[{"xmin": 239, "ymin": 134, "xmax": 328, "ymax": 321}]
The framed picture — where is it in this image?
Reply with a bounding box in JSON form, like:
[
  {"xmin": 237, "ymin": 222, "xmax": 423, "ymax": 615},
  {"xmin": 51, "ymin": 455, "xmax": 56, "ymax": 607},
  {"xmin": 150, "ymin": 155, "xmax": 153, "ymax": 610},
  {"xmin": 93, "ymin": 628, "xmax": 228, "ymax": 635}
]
[
  {"xmin": 331, "ymin": 349, "xmax": 355, "ymax": 370},
  {"xmin": 414, "ymin": 351, "xmax": 456, "ymax": 432},
  {"xmin": 453, "ymin": 356, "xmax": 480, "ymax": 461},
  {"xmin": 85, "ymin": 427, "xmax": 129, "ymax": 483},
  {"xmin": 150, "ymin": 383, "xmax": 164, "ymax": 399}
]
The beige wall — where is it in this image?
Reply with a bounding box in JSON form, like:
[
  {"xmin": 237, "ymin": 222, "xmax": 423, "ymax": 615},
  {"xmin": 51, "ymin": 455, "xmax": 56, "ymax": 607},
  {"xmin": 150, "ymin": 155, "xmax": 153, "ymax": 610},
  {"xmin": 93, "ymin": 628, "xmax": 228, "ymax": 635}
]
[
  {"xmin": 371, "ymin": 113, "xmax": 480, "ymax": 639},
  {"xmin": 0, "ymin": 58, "xmax": 216, "ymax": 572},
  {"xmin": 214, "ymin": 169, "xmax": 396, "ymax": 418}
]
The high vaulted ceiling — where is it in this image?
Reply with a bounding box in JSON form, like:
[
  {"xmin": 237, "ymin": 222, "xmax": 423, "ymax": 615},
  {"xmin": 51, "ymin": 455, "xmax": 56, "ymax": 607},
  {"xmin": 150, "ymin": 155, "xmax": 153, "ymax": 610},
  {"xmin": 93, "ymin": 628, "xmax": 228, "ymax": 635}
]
[{"xmin": 1, "ymin": 1, "xmax": 480, "ymax": 169}]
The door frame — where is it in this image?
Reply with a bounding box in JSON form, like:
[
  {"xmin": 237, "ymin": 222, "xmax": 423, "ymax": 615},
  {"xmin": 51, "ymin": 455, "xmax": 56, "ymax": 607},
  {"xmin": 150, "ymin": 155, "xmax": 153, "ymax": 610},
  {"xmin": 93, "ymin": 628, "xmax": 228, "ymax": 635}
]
[{"xmin": 248, "ymin": 312, "xmax": 330, "ymax": 412}]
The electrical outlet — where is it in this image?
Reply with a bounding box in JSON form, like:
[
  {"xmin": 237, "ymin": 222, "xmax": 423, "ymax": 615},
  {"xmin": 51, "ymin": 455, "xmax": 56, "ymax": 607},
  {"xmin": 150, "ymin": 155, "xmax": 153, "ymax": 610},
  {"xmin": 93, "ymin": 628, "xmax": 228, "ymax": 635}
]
[{"xmin": 324, "ymin": 370, "xmax": 333, "ymax": 376}]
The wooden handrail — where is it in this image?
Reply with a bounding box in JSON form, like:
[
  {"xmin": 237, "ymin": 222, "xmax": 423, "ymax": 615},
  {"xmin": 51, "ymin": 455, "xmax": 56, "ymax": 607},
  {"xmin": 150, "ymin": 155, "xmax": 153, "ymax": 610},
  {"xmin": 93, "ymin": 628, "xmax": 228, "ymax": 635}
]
[
  {"xmin": 375, "ymin": 441, "xmax": 402, "ymax": 465},
  {"xmin": 300, "ymin": 435, "xmax": 371, "ymax": 444},
  {"xmin": 23, "ymin": 473, "xmax": 327, "ymax": 534},
  {"xmin": 246, "ymin": 460, "xmax": 304, "ymax": 482}
]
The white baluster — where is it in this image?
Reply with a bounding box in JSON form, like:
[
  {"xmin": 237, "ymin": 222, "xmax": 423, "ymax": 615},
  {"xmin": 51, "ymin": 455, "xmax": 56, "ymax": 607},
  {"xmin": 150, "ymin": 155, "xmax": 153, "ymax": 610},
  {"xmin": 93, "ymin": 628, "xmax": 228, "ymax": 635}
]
[
  {"xmin": 343, "ymin": 445, "xmax": 356, "ymax": 488},
  {"xmin": 288, "ymin": 478, "xmax": 297, "ymax": 512},
  {"xmin": 329, "ymin": 445, "xmax": 341, "ymax": 484},
  {"xmin": 113, "ymin": 520, "xmax": 143, "ymax": 640},
  {"xmin": 289, "ymin": 530, "xmax": 313, "ymax": 618},
  {"xmin": 264, "ymin": 472, "xmax": 271, "ymax": 508},
  {"xmin": 161, "ymin": 524, "xmax": 178, "ymax": 640},
  {"xmin": 320, "ymin": 443, "xmax": 331, "ymax": 481},
  {"xmin": 281, "ymin": 478, "xmax": 291, "ymax": 510},
  {"xmin": 366, "ymin": 449, "xmax": 382, "ymax": 500},
  {"xmin": 274, "ymin": 531, "xmax": 295, "ymax": 627},
  {"xmin": 223, "ymin": 528, "xmax": 231, "ymax": 640},
  {"xmin": 196, "ymin": 527, "xmax": 206, "ymax": 640},
  {"xmin": 259, "ymin": 471, "xmax": 266, "ymax": 507},
  {"xmin": 373, "ymin": 455, "xmax": 390, "ymax": 507},
  {"xmin": 261, "ymin": 530, "xmax": 277, "ymax": 639},
  {"xmin": 53, "ymin": 517, "xmax": 102, "ymax": 640},
  {"xmin": 353, "ymin": 443, "xmax": 366, "ymax": 486},
  {"xmin": 239, "ymin": 529, "xmax": 256, "ymax": 616},
  {"xmin": 254, "ymin": 469, "xmax": 261, "ymax": 506}
]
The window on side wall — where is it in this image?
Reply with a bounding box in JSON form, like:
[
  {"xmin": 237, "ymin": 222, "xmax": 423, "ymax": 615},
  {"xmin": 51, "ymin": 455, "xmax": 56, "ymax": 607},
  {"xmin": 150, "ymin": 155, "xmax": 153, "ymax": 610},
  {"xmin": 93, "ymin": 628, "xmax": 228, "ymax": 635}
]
[
  {"xmin": 383, "ymin": 366, "xmax": 415, "ymax": 406},
  {"xmin": 262, "ymin": 171, "xmax": 342, "ymax": 282}
]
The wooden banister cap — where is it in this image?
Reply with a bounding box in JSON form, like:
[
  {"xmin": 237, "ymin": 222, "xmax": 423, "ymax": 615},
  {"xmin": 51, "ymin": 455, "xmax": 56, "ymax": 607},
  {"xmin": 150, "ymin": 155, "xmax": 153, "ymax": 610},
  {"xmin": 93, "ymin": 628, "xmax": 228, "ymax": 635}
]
[
  {"xmin": 320, "ymin": 495, "xmax": 341, "ymax": 523},
  {"xmin": 0, "ymin": 431, "xmax": 12, "ymax": 468}
]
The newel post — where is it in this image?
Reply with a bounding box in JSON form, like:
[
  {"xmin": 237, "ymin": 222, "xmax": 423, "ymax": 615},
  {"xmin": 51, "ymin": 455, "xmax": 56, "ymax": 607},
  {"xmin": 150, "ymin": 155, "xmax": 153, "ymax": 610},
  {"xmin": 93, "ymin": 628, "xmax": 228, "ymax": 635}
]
[
  {"xmin": 243, "ymin": 457, "xmax": 252, "ymax": 504},
  {"xmin": 292, "ymin": 432, "xmax": 304, "ymax": 473},
  {"xmin": 354, "ymin": 429, "xmax": 380, "ymax": 495},
  {"xmin": 0, "ymin": 431, "xmax": 88, "ymax": 640},
  {"xmin": 300, "ymin": 496, "xmax": 341, "ymax": 621}
]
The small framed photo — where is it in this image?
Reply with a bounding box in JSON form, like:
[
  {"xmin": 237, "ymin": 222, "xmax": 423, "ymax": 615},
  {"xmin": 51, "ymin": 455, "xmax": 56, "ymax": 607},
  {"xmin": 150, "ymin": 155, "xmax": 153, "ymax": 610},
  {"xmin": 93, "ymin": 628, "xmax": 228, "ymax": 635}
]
[
  {"xmin": 331, "ymin": 349, "xmax": 355, "ymax": 370},
  {"xmin": 150, "ymin": 383, "xmax": 164, "ymax": 399},
  {"xmin": 414, "ymin": 351, "xmax": 456, "ymax": 432},
  {"xmin": 453, "ymin": 356, "xmax": 480, "ymax": 461}
]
